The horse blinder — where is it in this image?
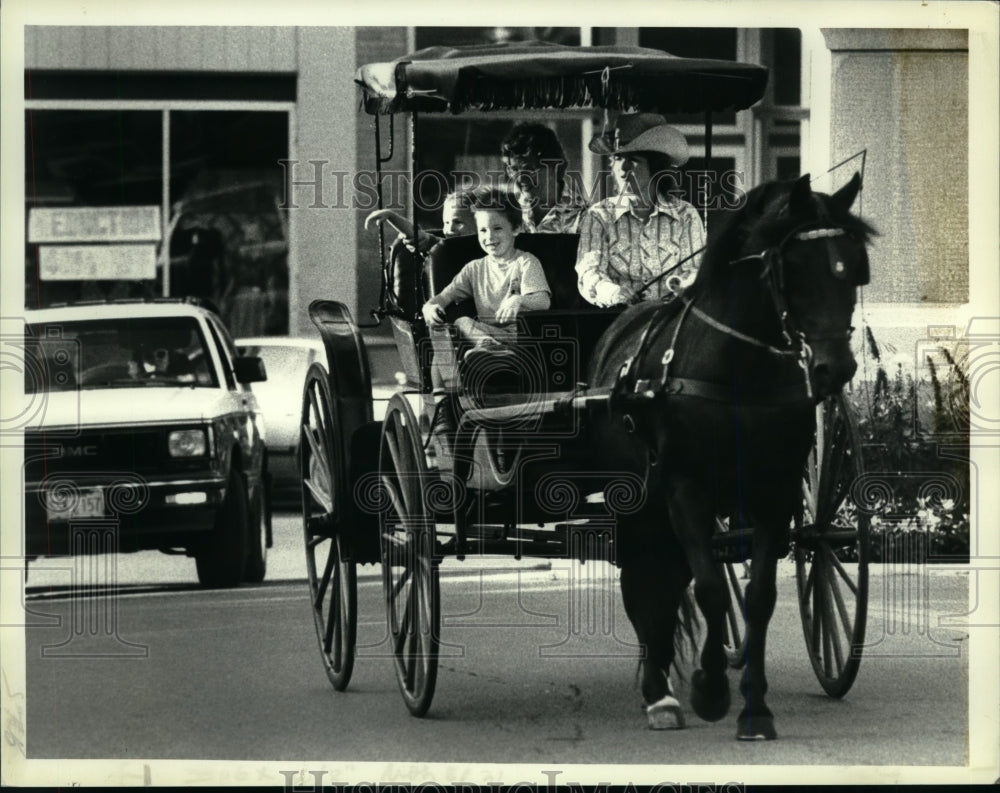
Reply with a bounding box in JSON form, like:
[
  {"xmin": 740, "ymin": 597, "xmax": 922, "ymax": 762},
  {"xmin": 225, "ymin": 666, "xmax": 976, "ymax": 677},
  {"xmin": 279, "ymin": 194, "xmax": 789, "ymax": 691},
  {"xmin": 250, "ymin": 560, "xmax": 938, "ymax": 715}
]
[{"xmin": 784, "ymin": 227, "xmax": 870, "ymax": 288}]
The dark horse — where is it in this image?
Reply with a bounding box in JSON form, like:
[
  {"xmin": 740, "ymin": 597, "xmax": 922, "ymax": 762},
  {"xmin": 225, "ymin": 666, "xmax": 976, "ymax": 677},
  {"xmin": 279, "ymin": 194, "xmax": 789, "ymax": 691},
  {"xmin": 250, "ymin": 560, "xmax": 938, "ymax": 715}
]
[{"xmin": 587, "ymin": 173, "xmax": 874, "ymax": 740}]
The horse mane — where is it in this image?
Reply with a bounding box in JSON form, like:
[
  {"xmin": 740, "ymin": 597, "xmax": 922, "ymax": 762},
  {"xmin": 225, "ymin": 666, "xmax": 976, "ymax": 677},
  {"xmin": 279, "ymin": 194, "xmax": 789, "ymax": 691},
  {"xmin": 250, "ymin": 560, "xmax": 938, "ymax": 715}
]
[{"xmin": 687, "ymin": 176, "xmax": 877, "ymax": 299}]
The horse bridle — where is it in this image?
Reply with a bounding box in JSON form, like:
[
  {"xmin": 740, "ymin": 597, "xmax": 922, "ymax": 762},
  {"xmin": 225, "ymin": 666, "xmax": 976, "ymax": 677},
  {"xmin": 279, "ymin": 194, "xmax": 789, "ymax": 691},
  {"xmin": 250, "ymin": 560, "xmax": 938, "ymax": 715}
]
[
  {"xmin": 617, "ymin": 221, "xmax": 866, "ymax": 403},
  {"xmin": 731, "ymin": 222, "xmax": 865, "ymax": 345}
]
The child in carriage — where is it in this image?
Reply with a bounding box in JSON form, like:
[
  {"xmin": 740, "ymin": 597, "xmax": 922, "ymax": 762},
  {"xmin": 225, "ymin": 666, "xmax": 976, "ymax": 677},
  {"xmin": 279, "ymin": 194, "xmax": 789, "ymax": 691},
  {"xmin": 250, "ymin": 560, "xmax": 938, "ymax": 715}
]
[
  {"xmin": 364, "ymin": 188, "xmax": 475, "ymax": 252},
  {"xmin": 420, "ymin": 187, "xmax": 552, "ymax": 450}
]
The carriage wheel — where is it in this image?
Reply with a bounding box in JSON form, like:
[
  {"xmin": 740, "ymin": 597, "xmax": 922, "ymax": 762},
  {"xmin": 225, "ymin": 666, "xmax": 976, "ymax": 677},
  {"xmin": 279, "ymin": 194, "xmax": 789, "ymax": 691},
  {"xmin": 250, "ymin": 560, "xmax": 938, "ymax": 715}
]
[
  {"xmin": 795, "ymin": 391, "xmax": 870, "ymax": 698},
  {"xmin": 301, "ymin": 362, "xmax": 357, "ymax": 691},
  {"xmin": 379, "ymin": 394, "xmax": 441, "ymax": 717}
]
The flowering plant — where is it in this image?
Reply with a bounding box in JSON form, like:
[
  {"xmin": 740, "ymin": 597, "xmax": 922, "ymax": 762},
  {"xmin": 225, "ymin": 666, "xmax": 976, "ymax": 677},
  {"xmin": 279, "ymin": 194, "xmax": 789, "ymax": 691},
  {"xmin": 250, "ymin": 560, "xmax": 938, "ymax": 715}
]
[{"xmin": 846, "ymin": 327, "xmax": 970, "ymax": 563}]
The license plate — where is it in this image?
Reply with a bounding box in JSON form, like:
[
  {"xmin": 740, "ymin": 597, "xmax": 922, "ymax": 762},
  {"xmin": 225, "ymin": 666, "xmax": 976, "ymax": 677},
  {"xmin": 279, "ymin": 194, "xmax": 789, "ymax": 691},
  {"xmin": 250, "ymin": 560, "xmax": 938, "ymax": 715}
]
[{"xmin": 46, "ymin": 487, "xmax": 105, "ymax": 521}]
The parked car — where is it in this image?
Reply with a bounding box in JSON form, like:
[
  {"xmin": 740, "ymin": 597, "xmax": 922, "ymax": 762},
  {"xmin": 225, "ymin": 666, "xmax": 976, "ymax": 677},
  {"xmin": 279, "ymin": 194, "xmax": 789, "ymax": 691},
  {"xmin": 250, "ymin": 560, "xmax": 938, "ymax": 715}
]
[
  {"xmin": 236, "ymin": 336, "xmax": 401, "ymax": 501},
  {"xmin": 23, "ymin": 298, "xmax": 271, "ymax": 588}
]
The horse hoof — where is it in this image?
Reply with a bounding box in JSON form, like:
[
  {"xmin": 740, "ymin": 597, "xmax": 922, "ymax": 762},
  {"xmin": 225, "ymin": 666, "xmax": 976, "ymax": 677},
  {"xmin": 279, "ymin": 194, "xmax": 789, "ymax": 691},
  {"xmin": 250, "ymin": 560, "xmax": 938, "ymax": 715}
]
[
  {"xmin": 645, "ymin": 694, "xmax": 685, "ymax": 730},
  {"xmin": 690, "ymin": 669, "xmax": 731, "ymax": 722},
  {"xmin": 737, "ymin": 714, "xmax": 778, "ymax": 741}
]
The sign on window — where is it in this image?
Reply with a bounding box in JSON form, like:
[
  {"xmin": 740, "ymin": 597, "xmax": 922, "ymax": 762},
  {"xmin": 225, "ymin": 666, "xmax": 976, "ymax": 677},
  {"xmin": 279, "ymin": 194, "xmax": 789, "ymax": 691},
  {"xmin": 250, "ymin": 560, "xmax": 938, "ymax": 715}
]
[
  {"xmin": 39, "ymin": 245, "xmax": 158, "ymax": 281},
  {"xmin": 28, "ymin": 207, "xmax": 161, "ymax": 243}
]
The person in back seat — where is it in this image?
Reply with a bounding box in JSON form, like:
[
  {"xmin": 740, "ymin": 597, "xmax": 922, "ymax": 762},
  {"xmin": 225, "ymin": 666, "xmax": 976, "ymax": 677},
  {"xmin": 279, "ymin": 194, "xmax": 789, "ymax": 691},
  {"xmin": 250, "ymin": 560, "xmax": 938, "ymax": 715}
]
[
  {"xmin": 501, "ymin": 123, "xmax": 588, "ymax": 234},
  {"xmin": 420, "ymin": 188, "xmax": 552, "ymax": 451},
  {"xmin": 364, "ymin": 188, "xmax": 475, "ymax": 253},
  {"xmin": 576, "ymin": 116, "xmax": 705, "ymax": 307}
]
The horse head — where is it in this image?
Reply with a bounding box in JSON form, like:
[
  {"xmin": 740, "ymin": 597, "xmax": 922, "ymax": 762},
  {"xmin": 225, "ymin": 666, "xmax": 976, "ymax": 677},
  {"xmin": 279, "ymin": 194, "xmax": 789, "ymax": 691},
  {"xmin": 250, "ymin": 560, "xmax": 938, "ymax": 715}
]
[{"xmin": 730, "ymin": 172, "xmax": 876, "ymax": 401}]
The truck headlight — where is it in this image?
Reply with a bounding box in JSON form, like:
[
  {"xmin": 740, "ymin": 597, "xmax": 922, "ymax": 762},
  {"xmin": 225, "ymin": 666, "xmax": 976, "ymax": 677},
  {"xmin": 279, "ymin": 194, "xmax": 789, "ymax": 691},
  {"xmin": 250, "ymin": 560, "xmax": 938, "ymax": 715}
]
[{"xmin": 168, "ymin": 428, "xmax": 208, "ymax": 457}]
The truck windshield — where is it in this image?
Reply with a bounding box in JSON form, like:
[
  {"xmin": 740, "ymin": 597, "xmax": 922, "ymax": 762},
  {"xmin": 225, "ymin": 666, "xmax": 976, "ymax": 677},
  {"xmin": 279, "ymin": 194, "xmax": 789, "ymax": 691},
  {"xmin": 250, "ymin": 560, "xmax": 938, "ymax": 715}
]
[{"xmin": 24, "ymin": 316, "xmax": 218, "ymax": 392}]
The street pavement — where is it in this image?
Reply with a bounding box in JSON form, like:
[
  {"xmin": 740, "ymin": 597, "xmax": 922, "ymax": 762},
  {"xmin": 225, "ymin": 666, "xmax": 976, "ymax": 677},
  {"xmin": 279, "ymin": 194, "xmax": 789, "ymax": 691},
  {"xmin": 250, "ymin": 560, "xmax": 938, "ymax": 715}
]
[{"xmin": 14, "ymin": 510, "xmax": 983, "ymax": 781}]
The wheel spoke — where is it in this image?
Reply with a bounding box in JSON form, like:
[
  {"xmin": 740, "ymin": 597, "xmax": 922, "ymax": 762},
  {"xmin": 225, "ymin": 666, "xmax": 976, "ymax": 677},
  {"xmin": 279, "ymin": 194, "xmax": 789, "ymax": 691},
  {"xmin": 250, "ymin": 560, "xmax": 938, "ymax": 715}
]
[
  {"xmin": 725, "ymin": 599, "xmax": 741, "ymax": 646},
  {"xmin": 306, "ymin": 533, "xmax": 327, "ymax": 550},
  {"xmin": 825, "ymin": 539, "xmax": 860, "ymax": 596},
  {"xmin": 823, "ymin": 545, "xmax": 856, "ymax": 640},
  {"xmin": 384, "ymin": 427, "xmax": 412, "ymax": 515},
  {"xmin": 394, "ymin": 592, "xmax": 411, "ymax": 655},
  {"xmin": 818, "ymin": 570, "xmax": 834, "ymax": 678},
  {"xmin": 302, "ymin": 422, "xmax": 333, "ymax": 513},
  {"xmin": 818, "ymin": 426, "xmax": 848, "ymax": 524},
  {"xmin": 391, "ymin": 563, "xmax": 411, "ymax": 602},
  {"xmin": 315, "ymin": 544, "xmax": 337, "ymax": 609},
  {"xmin": 303, "ymin": 412, "xmax": 329, "ymax": 476},
  {"xmin": 303, "ymin": 477, "xmax": 333, "ymax": 515},
  {"xmin": 308, "ymin": 385, "xmax": 331, "ymax": 441},
  {"xmin": 723, "ymin": 563, "xmax": 744, "ymax": 653},
  {"xmin": 726, "ymin": 563, "xmax": 746, "ymax": 611},
  {"xmin": 820, "ymin": 565, "xmax": 845, "ymax": 674},
  {"xmin": 380, "ymin": 474, "xmax": 407, "ymax": 524},
  {"xmin": 800, "ymin": 557, "xmax": 816, "ymax": 607},
  {"xmin": 418, "ymin": 556, "xmax": 435, "ymax": 639}
]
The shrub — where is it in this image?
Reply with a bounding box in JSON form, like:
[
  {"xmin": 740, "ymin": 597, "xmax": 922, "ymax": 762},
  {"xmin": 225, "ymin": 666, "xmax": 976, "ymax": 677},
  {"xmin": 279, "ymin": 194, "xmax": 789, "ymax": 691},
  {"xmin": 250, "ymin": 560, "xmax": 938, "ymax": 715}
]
[{"xmin": 845, "ymin": 327, "xmax": 970, "ymax": 563}]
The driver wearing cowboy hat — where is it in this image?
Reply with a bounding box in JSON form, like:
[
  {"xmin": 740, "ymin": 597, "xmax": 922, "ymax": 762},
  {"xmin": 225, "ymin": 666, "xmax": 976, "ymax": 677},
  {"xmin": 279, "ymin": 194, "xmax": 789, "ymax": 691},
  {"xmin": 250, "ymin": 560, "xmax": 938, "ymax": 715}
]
[{"xmin": 576, "ymin": 114, "xmax": 706, "ymax": 307}]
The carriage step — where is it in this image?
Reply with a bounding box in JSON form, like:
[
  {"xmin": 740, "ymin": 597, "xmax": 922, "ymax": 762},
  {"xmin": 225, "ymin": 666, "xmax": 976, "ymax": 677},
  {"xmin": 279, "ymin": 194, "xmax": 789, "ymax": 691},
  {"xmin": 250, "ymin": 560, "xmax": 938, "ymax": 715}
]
[
  {"xmin": 712, "ymin": 527, "xmax": 754, "ymax": 546},
  {"xmin": 712, "ymin": 527, "xmax": 753, "ymax": 563},
  {"xmin": 792, "ymin": 529, "xmax": 859, "ymax": 550},
  {"xmin": 437, "ymin": 532, "xmax": 616, "ymax": 562}
]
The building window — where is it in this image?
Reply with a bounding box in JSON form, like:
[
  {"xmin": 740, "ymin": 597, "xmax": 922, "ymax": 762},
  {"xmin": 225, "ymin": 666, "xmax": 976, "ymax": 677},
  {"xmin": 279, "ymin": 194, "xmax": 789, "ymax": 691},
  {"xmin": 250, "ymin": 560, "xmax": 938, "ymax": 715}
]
[
  {"xmin": 755, "ymin": 28, "xmax": 805, "ymax": 184},
  {"xmin": 25, "ymin": 94, "xmax": 290, "ymax": 334}
]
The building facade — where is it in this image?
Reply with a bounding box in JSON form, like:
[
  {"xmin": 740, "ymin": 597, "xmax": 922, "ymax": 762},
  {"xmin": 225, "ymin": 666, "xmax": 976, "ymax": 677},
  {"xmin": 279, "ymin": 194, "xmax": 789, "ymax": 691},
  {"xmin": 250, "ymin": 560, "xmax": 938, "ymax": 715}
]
[{"xmin": 24, "ymin": 26, "xmax": 970, "ymax": 347}]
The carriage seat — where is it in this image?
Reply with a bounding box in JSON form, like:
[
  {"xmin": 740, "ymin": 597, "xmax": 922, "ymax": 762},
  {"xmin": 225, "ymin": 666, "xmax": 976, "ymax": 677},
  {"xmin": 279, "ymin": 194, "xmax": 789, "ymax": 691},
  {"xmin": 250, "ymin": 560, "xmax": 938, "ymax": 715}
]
[
  {"xmin": 424, "ymin": 232, "xmax": 588, "ymax": 312},
  {"xmin": 422, "ymin": 233, "xmax": 622, "ymax": 402}
]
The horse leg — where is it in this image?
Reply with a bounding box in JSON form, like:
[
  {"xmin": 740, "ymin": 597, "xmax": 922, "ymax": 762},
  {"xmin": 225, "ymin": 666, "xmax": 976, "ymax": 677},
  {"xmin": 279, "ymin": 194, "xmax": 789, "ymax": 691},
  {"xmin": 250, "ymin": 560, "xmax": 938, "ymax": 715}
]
[
  {"xmin": 735, "ymin": 521, "xmax": 782, "ymax": 740},
  {"xmin": 619, "ymin": 526, "xmax": 692, "ymax": 730},
  {"xmin": 667, "ymin": 478, "xmax": 732, "ymax": 723}
]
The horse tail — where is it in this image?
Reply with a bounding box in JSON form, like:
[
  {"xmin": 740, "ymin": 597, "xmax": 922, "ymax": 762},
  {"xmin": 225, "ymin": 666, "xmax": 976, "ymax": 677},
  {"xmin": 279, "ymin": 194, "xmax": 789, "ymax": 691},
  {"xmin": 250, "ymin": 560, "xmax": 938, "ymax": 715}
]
[{"xmin": 671, "ymin": 584, "xmax": 701, "ymax": 681}]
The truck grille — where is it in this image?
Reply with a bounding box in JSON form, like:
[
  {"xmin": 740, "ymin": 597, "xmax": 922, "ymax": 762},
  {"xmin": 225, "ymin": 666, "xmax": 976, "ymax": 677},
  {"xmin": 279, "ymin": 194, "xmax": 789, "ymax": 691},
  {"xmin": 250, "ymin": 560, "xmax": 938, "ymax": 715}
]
[{"xmin": 24, "ymin": 428, "xmax": 199, "ymax": 482}]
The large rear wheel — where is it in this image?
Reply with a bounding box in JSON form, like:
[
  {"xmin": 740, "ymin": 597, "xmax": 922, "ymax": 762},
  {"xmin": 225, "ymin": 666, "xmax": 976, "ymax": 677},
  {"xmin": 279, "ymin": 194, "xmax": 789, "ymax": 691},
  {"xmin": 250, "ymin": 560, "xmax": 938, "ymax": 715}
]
[
  {"xmin": 795, "ymin": 392, "xmax": 870, "ymax": 698},
  {"xmin": 379, "ymin": 394, "xmax": 440, "ymax": 717},
  {"xmin": 301, "ymin": 363, "xmax": 357, "ymax": 691}
]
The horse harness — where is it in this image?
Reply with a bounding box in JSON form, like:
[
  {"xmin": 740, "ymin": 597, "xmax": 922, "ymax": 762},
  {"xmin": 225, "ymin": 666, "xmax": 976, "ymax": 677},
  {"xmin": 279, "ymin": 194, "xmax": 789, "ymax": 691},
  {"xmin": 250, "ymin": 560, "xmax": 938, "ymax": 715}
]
[{"xmin": 612, "ymin": 219, "xmax": 865, "ymax": 412}]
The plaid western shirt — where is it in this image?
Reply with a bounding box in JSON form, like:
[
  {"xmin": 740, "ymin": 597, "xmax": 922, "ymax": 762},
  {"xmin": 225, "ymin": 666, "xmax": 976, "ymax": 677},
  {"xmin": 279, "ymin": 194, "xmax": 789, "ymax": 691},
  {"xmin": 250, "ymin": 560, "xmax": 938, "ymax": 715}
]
[{"xmin": 575, "ymin": 193, "xmax": 706, "ymax": 305}]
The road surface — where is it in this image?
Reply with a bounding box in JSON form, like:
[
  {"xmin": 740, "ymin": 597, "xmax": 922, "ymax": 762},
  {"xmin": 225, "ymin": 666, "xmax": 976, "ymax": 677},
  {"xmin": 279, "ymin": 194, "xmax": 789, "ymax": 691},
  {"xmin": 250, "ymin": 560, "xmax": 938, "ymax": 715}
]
[{"xmin": 16, "ymin": 511, "xmax": 974, "ymax": 776}]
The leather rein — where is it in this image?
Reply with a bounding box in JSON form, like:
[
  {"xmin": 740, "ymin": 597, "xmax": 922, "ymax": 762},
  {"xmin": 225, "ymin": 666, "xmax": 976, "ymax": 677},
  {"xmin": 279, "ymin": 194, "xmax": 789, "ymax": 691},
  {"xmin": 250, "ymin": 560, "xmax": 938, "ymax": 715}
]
[{"xmin": 614, "ymin": 223, "xmax": 857, "ymax": 405}]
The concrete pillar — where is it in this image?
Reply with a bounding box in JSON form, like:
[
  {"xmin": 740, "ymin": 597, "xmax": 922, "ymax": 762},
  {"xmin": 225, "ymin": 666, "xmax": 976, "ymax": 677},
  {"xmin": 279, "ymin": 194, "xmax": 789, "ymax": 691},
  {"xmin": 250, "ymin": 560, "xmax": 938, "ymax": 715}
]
[
  {"xmin": 819, "ymin": 29, "xmax": 968, "ymax": 306},
  {"xmin": 289, "ymin": 27, "xmax": 358, "ymax": 335}
]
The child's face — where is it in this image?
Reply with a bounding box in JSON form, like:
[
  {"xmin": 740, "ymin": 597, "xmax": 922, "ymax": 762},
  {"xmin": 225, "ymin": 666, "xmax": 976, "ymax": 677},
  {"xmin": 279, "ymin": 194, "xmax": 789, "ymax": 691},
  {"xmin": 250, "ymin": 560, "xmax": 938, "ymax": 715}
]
[
  {"xmin": 441, "ymin": 199, "xmax": 474, "ymax": 237},
  {"xmin": 474, "ymin": 209, "xmax": 517, "ymax": 260}
]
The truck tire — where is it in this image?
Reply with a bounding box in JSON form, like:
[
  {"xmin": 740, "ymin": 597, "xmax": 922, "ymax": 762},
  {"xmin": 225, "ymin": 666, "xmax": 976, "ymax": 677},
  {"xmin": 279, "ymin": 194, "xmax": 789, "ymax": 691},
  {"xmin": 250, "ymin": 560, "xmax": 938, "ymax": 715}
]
[{"xmin": 196, "ymin": 469, "xmax": 249, "ymax": 588}]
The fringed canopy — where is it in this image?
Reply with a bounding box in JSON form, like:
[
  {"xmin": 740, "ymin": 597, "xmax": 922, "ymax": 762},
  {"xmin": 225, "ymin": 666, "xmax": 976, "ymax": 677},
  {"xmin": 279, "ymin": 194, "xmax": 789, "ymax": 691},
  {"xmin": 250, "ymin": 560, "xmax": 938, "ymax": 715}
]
[{"xmin": 355, "ymin": 41, "xmax": 768, "ymax": 116}]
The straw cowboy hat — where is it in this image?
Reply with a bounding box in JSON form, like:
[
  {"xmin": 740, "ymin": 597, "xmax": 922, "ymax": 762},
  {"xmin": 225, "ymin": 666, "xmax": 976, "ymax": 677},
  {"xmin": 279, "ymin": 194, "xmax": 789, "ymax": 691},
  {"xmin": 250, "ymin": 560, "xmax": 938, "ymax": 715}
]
[{"xmin": 589, "ymin": 113, "xmax": 689, "ymax": 167}]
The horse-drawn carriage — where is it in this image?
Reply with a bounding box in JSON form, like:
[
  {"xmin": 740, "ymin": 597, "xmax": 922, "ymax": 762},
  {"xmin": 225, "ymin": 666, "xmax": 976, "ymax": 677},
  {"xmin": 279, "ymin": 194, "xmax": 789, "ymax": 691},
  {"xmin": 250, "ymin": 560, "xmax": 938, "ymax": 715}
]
[{"xmin": 299, "ymin": 41, "xmax": 873, "ymax": 740}]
